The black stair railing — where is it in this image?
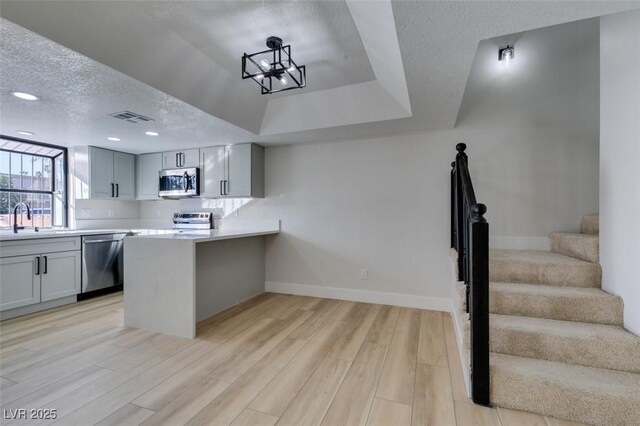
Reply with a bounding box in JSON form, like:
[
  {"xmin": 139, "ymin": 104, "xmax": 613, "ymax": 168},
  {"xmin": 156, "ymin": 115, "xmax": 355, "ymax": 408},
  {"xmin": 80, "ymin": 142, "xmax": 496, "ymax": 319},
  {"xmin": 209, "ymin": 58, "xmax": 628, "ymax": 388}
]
[{"xmin": 450, "ymin": 143, "xmax": 490, "ymax": 406}]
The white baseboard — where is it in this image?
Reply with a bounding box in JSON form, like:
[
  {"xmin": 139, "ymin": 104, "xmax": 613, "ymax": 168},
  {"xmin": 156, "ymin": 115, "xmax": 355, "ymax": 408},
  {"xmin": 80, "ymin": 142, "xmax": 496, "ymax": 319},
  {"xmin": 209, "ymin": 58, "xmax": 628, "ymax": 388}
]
[
  {"xmin": 265, "ymin": 281, "xmax": 453, "ymax": 312},
  {"xmin": 490, "ymin": 236, "xmax": 549, "ymax": 251}
]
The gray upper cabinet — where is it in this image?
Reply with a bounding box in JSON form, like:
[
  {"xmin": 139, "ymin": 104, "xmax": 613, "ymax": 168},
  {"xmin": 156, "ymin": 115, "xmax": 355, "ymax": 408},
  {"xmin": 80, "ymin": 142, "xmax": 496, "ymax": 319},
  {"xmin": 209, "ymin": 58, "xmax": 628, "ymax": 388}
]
[
  {"xmin": 113, "ymin": 151, "xmax": 135, "ymax": 200},
  {"xmin": 136, "ymin": 152, "xmax": 162, "ymax": 200},
  {"xmin": 201, "ymin": 143, "xmax": 264, "ymax": 199},
  {"xmin": 89, "ymin": 147, "xmax": 114, "ymax": 198},
  {"xmin": 201, "ymin": 146, "xmax": 227, "ymax": 198},
  {"xmin": 76, "ymin": 146, "xmax": 136, "ymax": 200},
  {"xmin": 162, "ymin": 148, "xmax": 200, "ymax": 169}
]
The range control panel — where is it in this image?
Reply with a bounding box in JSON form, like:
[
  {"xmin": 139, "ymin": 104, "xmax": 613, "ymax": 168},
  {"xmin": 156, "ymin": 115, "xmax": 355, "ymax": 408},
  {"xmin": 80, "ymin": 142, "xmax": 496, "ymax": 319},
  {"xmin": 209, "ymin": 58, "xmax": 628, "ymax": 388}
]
[{"xmin": 172, "ymin": 212, "xmax": 213, "ymax": 229}]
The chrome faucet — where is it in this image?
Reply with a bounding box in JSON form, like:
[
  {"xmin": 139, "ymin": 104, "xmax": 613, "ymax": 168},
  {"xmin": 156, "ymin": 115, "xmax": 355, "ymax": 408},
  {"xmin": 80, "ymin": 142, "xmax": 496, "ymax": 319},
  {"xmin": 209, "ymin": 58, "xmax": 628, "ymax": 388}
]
[{"xmin": 13, "ymin": 202, "xmax": 31, "ymax": 234}]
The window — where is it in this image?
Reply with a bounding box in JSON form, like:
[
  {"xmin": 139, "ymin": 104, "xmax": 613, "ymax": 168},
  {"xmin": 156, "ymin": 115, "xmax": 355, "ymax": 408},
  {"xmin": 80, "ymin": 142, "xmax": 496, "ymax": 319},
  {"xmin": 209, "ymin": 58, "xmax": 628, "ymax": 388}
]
[{"xmin": 0, "ymin": 136, "xmax": 67, "ymax": 229}]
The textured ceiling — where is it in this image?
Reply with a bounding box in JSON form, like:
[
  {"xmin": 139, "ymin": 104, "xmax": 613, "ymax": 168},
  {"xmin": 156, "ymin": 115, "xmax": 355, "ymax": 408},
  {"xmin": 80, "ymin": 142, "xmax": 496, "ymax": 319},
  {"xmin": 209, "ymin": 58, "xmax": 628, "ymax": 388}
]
[
  {"xmin": 0, "ymin": 19, "xmax": 254, "ymax": 153},
  {"xmin": 137, "ymin": 1, "xmax": 375, "ymax": 95},
  {"xmin": 1, "ymin": 1, "xmax": 640, "ymax": 152}
]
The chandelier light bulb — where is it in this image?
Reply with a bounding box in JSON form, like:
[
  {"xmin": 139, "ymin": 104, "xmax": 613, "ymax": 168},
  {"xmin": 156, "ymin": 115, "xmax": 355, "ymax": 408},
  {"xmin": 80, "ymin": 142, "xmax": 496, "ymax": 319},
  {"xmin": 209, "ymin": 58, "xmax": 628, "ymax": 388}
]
[
  {"xmin": 279, "ymin": 76, "xmax": 288, "ymax": 86},
  {"xmin": 260, "ymin": 59, "xmax": 271, "ymax": 70},
  {"xmin": 255, "ymin": 74, "xmax": 264, "ymax": 80}
]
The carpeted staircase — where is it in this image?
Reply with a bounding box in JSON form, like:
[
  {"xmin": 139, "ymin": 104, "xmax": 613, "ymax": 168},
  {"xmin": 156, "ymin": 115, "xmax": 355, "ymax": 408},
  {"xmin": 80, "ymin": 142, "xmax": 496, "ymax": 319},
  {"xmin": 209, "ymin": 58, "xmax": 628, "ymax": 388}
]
[{"xmin": 453, "ymin": 214, "xmax": 640, "ymax": 425}]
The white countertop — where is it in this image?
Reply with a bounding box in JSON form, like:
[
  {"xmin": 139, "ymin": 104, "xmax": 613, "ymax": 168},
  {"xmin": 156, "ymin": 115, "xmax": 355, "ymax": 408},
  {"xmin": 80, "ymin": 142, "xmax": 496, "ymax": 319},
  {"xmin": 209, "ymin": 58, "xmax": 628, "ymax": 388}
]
[
  {"xmin": 0, "ymin": 228, "xmax": 132, "ymax": 241},
  {"xmin": 126, "ymin": 225, "xmax": 280, "ymax": 243},
  {"xmin": 0, "ymin": 220, "xmax": 280, "ymax": 243}
]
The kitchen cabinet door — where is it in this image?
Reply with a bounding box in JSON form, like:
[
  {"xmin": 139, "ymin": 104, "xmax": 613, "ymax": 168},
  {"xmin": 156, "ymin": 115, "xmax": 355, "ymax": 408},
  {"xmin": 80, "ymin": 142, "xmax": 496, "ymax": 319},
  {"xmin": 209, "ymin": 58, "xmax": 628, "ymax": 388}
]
[
  {"xmin": 40, "ymin": 251, "xmax": 81, "ymax": 302},
  {"xmin": 137, "ymin": 153, "xmax": 162, "ymax": 200},
  {"xmin": 163, "ymin": 151, "xmax": 181, "ymax": 169},
  {"xmin": 89, "ymin": 147, "xmax": 115, "ymax": 198},
  {"xmin": 200, "ymin": 146, "xmax": 227, "ymax": 198},
  {"xmin": 162, "ymin": 149, "xmax": 201, "ymax": 169},
  {"xmin": 0, "ymin": 255, "xmax": 40, "ymax": 311},
  {"xmin": 181, "ymin": 149, "xmax": 201, "ymax": 168},
  {"xmin": 226, "ymin": 144, "xmax": 252, "ymax": 197},
  {"xmin": 113, "ymin": 152, "xmax": 136, "ymax": 200}
]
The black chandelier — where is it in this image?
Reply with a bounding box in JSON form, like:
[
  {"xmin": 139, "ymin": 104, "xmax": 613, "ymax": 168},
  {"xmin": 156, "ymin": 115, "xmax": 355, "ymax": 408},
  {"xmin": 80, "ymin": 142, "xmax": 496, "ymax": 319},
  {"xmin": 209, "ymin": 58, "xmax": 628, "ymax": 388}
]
[{"xmin": 242, "ymin": 36, "xmax": 306, "ymax": 95}]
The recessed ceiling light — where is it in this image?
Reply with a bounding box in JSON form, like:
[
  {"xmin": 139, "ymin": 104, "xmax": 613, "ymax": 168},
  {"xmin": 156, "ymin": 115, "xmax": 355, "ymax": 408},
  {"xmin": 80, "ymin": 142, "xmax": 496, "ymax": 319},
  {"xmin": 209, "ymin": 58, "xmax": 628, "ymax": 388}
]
[
  {"xmin": 145, "ymin": 131, "xmax": 159, "ymax": 136},
  {"xmin": 11, "ymin": 92, "xmax": 39, "ymax": 101},
  {"xmin": 17, "ymin": 130, "xmax": 35, "ymax": 136},
  {"xmin": 107, "ymin": 137, "xmax": 121, "ymax": 141}
]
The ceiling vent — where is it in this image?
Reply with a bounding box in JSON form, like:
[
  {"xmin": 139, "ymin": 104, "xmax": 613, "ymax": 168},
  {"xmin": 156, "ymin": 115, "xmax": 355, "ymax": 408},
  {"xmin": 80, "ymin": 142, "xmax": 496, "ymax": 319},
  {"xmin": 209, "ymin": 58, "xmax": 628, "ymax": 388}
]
[{"xmin": 109, "ymin": 110, "xmax": 154, "ymax": 124}]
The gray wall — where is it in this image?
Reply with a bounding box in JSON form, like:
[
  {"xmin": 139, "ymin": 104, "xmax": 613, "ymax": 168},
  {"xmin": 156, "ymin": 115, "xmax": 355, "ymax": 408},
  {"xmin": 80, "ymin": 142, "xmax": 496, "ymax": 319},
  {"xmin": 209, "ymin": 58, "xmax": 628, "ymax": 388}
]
[{"xmin": 600, "ymin": 10, "xmax": 640, "ymax": 334}]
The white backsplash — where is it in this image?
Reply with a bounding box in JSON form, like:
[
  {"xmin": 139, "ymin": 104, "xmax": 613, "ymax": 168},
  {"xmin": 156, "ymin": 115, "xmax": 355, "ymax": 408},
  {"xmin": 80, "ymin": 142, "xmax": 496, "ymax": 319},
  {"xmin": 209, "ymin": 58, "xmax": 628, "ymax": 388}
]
[
  {"xmin": 72, "ymin": 197, "xmax": 254, "ymax": 230},
  {"xmin": 73, "ymin": 199, "xmax": 141, "ymax": 230},
  {"xmin": 139, "ymin": 198, "xmax": 252, "ymax": 229}
]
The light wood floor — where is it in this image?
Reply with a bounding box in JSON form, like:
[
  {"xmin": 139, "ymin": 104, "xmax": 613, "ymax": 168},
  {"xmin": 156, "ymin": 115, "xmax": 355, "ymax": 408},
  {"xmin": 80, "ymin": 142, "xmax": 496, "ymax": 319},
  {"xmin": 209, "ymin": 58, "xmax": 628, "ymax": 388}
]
[{"xmin": 0, "ymin": 292, "xmax": 586, "ymax": 426}]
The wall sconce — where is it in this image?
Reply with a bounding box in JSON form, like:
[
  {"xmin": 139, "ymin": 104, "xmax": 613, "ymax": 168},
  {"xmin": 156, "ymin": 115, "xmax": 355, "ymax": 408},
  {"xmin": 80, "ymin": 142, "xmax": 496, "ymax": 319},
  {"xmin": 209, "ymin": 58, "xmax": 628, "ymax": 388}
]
[{"xmin": 498, "ymin": 45, "xmax": 514, "ymax": 65}]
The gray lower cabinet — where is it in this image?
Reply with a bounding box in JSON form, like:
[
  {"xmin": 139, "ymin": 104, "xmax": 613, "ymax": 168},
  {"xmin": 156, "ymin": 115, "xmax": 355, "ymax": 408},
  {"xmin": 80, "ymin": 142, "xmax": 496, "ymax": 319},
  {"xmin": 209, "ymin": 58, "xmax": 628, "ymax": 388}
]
[
  {"xmin": 0, "ymin": 237, "xmax": 82, "ymax": 312},
  {"xmin": 0, "ymin": 255, "xmax": 41, "ymax": 311},
  {"xmin": 40, "ymin": 251, "xmax": 81, "ymax": 302}
]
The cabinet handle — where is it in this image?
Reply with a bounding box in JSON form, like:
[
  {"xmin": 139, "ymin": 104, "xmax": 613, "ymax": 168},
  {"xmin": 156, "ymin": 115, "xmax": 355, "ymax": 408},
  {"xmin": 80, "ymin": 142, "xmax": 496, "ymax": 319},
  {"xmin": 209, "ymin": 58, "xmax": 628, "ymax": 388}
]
[
  {"xmin": 220, "ymin": 180, "xmax": 223, "ymax": 196},
  {"xmin": 181, "ymin": 153, "xmax": 185, "ymax": 167},
  {"xmin": 111, "ymin": 183, "xmax": 114, "ymax": 197},
  {"xmin": 35, "ymin": 256, "xmax": 40, "ymax": 275},
  {"xmin": 43, "ymin": 256, "xmax": 48, "ymax": 274},
  {"xmin": 224, "ymin": 180, "xmax": 229, "ymax": 195},
  {"xmin": 116, "ymin": 183, "xmax": 119, "ymax": 198},
  {"xmin": 176, "ymin": 153, "xmax": 179, "ymax": 168}
]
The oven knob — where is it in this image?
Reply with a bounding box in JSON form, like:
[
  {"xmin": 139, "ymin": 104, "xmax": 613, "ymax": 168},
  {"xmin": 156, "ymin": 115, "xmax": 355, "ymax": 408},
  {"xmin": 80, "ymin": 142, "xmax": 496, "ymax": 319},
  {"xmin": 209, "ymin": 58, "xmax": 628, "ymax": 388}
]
[{"xmin": 200, "ymin": 214, "xmax": 204, "ymax": 218}]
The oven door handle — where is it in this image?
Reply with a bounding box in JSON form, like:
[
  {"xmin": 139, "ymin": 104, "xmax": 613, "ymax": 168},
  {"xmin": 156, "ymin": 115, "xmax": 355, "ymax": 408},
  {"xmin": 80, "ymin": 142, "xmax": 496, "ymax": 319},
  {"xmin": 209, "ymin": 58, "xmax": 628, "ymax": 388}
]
[{"xmin": 183, "ymin": 172, "xmax": 189, "ymax": 192}]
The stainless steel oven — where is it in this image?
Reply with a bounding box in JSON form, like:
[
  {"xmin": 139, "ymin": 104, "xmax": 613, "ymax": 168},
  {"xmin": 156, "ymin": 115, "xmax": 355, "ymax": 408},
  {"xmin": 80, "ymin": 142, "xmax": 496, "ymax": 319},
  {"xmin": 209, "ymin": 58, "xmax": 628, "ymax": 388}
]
[{"xmin": 159, "ymin": 167, "xmax": 200, "ymax": 198}]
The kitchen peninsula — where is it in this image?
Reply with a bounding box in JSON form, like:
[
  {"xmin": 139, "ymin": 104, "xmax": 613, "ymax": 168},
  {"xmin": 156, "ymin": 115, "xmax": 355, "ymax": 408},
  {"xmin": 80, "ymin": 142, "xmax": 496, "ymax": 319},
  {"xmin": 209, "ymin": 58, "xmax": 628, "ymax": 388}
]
[{"xmin": 123, "ymin": 220, "xmax": 279, "ymax": 338}]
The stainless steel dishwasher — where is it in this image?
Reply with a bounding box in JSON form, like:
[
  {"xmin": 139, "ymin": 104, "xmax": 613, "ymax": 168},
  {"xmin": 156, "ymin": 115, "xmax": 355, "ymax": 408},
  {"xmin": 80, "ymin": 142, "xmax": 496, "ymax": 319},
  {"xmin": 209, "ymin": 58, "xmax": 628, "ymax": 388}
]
[{"xmin": 81, "ymin": 233, "xmax": 128, "ymax": 294}]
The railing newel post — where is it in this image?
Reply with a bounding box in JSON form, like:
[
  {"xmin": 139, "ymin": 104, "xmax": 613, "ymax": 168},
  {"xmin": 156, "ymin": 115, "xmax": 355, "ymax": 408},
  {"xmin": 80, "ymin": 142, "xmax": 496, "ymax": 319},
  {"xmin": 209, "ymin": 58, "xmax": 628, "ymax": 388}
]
[{"xmin": 470, "ymin": 203, "xmax": 490, "ymax": 406}]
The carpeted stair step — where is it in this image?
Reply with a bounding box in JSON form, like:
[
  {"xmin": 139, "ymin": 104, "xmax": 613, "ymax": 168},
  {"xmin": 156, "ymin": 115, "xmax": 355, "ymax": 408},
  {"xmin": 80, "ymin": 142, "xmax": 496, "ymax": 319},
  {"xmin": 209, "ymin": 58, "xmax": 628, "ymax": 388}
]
[
  {"xmin": 490, "ymin": 249, "xmax": 601, "ymax": 287},
  {"xmin": 491, "ymin": 353, "xmax": 640, "ymax": 426},
  {"xmin": 490, "ymin": 314, "xmax": 640, "ymax": 373},
  {"xmin": 550, "ymin": 232, "xmax": 599, "ymax": 263},
  {"xmin": 581, "ymin": 214, "xmax": 599, "ymax": 235},
  {"xmin": 490, "ymin": 282, "xmax": 623, "ymax": 325}
]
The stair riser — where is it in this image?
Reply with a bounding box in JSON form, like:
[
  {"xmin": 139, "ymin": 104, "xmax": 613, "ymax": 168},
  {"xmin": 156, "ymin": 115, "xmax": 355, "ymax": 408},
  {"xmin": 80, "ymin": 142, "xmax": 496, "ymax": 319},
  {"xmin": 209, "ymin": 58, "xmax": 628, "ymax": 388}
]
[
  {"xmin": 490, "ymin": 291, "xmax": 623, "ymax": 326},
  {"xmin": 489, "ymin": 260, "xmax": 601, "ymax": 287},
  {"xmin": 490, "ymin": 327, "xmax": 640, "ymax": 373},
  {"xmin": 550, "ymin": 234, "xmax": 599, "ymax": 263},
  {"xmin": 491, "ymin": 370, "xmax": 640, "ymax": 426},
  {"xmin": 581, "ymin": 214, "xmax": 599, "ymax": 235}
]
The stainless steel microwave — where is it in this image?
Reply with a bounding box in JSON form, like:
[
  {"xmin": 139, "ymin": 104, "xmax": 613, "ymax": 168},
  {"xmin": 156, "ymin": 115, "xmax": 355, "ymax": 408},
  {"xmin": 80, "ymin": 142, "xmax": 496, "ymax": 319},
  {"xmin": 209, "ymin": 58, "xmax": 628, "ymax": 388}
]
[{"xmin": 159, "ymin": 168, "xmax": 200, "ymax": 198}]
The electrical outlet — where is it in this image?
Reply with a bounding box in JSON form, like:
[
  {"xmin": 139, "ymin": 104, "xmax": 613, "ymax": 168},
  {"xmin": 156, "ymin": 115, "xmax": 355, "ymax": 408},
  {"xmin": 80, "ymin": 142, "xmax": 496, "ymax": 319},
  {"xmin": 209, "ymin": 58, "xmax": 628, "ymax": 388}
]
[{"xmin": 360, "ymin": 268, "xmax": 368, "ymax": 280}]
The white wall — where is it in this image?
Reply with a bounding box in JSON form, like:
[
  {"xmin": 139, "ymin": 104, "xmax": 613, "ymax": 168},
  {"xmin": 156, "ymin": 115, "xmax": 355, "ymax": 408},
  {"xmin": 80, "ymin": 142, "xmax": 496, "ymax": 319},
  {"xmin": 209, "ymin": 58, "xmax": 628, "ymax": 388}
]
[
  {"xmin": 599, "ymin": 10, "xmax": 640, "ymax": 335},
  {"xmin": 456, "ymin": 18, "xmax": 600, "ymax": 247},
  {"xmin": 119, "ymin": 18, "xmax": 601, "ymax": 305},
  {"xmin": 224, "ymin": 19, "xmax": 601, "ymax": 302}
]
